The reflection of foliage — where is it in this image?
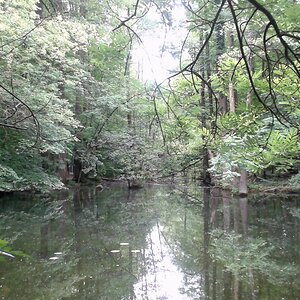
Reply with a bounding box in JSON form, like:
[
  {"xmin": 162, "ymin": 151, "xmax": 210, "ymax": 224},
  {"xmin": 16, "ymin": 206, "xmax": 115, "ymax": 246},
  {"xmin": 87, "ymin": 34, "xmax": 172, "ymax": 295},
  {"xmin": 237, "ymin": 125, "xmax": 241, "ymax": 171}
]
[
  {"xmin": 1, "ymin": 186, "xmax": 300, "ymax": 299},
  {"xmin": 0, "ymin": 239, "xmax": 27, "ymax": 262},
  {"xmin": 210, "ymin": 228, "xmax": 300, "ymax": 292},
  {"xmin": 290, "ymin": 207, "xmax": 300, "ymax": 219},
  {"xmin": 264, "ymin": 259, "xmax": 300, "ymax": 288},
  {"xmin": 210, "ymin": 229, "xmax": 272, "ymax": 274},
  {"xmin": 0, "ymin": 186, "xmax": 165, "ymax": 299},
  {"xmin": 288, "ymin": 173, "xmax": 300, "ymax": 188}
]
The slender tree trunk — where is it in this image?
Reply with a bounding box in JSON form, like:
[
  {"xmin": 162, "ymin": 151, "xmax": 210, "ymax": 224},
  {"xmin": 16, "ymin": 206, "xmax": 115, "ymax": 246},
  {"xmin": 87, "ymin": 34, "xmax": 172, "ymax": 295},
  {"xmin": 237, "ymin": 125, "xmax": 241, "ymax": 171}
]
[
  {"xmin": 227, "ymin": 32, "xmax": 240, "ymax": 191},
  {"xmin": 202, "ymin": 0, "xmax": 226, "ymax": 187},
  {"xmin": 201, "ymin": 34, "xmax": 212, "ymax": 184},
  {"xmin": 246, "ymin": 52, "xmax": 254, "ymax": 108},
  {"xmin": 238, "ymin": 50, "xmax": 254, "ymax": 195},
  {"xmin": 206, "ymin": 40, "xmax": 213, "ymax": 116},
  {"xmin": 201, "ymin": 43, "xmax": 211, "ymax": 184},
  {"xmin": 219, "ymin": 94, "xmax": 227, "ymax": 114},
  {"xmin": 228, "ymin": 83, "xmax": 236, "ymax": 113},
  {"xmin": 227, "ymin": 31, "xmax": 249, "ymax": 195},
  {"xmin": 215, "ymin": 0, "xmax": 226, "ymax": 115},
  {"xmin": 228, "ymin": 30, "xmax": 236, "ymax": 114},
  {"xmin": 124, "ymin": 29, "xmax": 133, "ymax": 130},
  {"xmin": 71, "ymin": 4, "xmax": 89, "ymax": 182}
]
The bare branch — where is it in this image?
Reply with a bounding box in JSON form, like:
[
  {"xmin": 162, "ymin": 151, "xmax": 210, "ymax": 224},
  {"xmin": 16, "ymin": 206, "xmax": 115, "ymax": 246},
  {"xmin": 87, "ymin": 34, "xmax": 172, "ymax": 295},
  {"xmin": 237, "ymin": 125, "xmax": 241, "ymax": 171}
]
[
  {"xmin": 0, "ymin": 84, "xmax": 40, "ymax": 145},
  {"xmin": 113, "ymin": 0, "xmax": 140, "ymax": 31},
  {"xmin": 247, "ymin": 0, "xmax": 300, "ymax": 74}
]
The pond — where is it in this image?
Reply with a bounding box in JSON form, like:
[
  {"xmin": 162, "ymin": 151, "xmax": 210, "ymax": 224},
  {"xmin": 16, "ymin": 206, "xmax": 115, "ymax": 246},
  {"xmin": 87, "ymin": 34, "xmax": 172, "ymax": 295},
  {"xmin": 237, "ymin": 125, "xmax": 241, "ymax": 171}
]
[{"xmin": 0, "ymin": 183, "xmax": 300, "ymax": 300}]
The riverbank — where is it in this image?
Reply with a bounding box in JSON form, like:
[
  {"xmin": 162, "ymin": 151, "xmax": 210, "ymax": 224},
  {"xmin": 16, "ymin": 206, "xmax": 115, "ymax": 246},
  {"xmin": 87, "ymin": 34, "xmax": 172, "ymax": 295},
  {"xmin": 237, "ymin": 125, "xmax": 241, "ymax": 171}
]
[
  {"xmin": 249, "ymin": 177, "xmax": 300, "ymax": 195},
  {"xmin": 1, "ymin": 175, "xmax": 300, "ymax": 198}
]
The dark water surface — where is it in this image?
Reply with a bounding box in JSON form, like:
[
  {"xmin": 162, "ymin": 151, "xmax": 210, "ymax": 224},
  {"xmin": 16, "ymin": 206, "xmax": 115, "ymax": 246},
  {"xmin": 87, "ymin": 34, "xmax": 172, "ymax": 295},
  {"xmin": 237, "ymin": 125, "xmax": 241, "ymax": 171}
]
[{"xmin": 0, "ymin": 184, "xmax": 300, "ymax": 299}]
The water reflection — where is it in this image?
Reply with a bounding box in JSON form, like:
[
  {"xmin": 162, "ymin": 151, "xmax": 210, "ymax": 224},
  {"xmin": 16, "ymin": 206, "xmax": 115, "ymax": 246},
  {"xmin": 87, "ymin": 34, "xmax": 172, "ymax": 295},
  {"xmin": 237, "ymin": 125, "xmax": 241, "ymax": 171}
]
[
  {"xmin": 0, "ymin": 184, "xmax": 299, "ymax": 299},
  {"xmin": 134, "ymin": 224, "xmax": 192, "ymax": 300}
]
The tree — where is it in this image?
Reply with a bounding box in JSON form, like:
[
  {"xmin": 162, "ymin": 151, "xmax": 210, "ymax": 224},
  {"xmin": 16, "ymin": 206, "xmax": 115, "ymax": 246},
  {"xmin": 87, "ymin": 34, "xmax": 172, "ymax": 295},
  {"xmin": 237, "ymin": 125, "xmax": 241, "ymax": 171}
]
[
  {"xmin": 145, "ymin": 0, "xmax": 300, "ymax": 192},
  {"xmin": 0, "ymin": 0, "xmax": 299, "ymax": 192}
]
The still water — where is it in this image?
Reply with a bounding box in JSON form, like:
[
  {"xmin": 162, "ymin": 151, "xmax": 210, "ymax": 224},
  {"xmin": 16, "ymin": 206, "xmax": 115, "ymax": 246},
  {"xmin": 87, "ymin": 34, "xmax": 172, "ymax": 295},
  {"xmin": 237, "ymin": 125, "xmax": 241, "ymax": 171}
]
[{"xmin": 0, "ymin": 183, "xmax": 300, "ymax": 300}]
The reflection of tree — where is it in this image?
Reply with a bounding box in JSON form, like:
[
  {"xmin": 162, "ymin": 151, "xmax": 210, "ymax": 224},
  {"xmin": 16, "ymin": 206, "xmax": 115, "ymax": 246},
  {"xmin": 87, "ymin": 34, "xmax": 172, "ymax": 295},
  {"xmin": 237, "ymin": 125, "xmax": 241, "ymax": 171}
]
[
  {"xmin": 209, "ymin": 191, "xmax": 300, "ymax": 300},
  {"xmin": 65, "ymin": 186, "xmax": 159, "ymax": 300},
  {"xmin": 203, "ymin": 187, "xmax": 210, "ymax": 300},
  {"xmin": 155, "ymin": 186, "xmax": 300, "ymax": 300},
  {"xmin": 1, "ymin": 186, "xmax": 300, "ymax": 299},
  {"xmin": 0, "ymin": 186, "xmax": 161, "ymax": 300},
  {"xmin": 40, "ymin": 222, "xmax": 50, "ymax": 259}
]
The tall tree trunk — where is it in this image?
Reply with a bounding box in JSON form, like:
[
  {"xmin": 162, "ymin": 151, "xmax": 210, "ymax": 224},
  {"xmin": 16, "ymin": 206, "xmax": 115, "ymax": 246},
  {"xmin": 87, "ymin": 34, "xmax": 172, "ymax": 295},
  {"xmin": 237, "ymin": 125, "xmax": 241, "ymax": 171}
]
[
  {"xmin": 71, "ymin": 3, "xmax": 89, "ymax": 182},
  {"xmin": 124, "ymin": 28, "xmax": 133, "ymax": 130},
  {"xmin": 227, "ymin": 31, "xmax": 240, "ymax": 191},
  {"xmin": 202, "ymin": 0, "xmax": 226, "ymax": 188},
  {"xmin": 227, "ymin": 31, "xmax": 249, "ymax": 195},
  {"xmin": 228, "ymin": 30, "xmax": 236, "ymax": 114},
  {"xmin": 206, "ymin": 39, "xmax": 213, "ymax": 116},
  {"xmin": 214, "ymin": 0, "xmax": 226, "ymax": 115},
  {"xmin": 228, "ymin": 82, "xmax": 236, "ymax": 113},
  {"xmin": 246, "ymin": 52, "xmax": 254, "ymax": 108},
  {"xmin": 201, "ymin": 40, "xmax": 211, "ymax": 184},
  {"xmin": 201, "ymin": 34, "xmax": 212, "ymax": 185},
  {"xmin": 219, "ymin": 94, "xmax": 227, "ymax": 114},
  {"xmin": 238, "ymin": 50, "xmax": 254, "ymax": 196}
]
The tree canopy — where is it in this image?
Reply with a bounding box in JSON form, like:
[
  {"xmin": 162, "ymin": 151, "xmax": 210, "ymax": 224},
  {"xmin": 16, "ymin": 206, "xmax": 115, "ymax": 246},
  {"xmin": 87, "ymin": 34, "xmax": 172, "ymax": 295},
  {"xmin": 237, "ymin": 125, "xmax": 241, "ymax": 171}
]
[{"xmin": 0, "ymin": 0, "xmax": 299, "ymax": 192}]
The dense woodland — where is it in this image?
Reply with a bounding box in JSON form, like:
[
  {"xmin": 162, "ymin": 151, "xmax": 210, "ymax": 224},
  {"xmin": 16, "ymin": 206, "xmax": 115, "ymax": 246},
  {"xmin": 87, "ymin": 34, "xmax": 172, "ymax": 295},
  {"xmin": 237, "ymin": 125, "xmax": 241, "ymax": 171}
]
[{"xmin": 0, "ymin": 0, "xmax": 299, "ymax": 194}]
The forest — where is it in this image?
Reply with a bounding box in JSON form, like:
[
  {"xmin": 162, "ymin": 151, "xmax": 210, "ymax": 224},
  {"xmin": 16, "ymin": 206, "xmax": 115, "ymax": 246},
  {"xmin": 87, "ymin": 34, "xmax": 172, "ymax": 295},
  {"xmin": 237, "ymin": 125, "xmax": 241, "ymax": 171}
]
[
  {"xmin": 0, "ymin": 0, "xmax": 300, "ymax": 194},
  {"xmin": 1, "ymin": 1, "xmax": 300, "ymax": 299}
]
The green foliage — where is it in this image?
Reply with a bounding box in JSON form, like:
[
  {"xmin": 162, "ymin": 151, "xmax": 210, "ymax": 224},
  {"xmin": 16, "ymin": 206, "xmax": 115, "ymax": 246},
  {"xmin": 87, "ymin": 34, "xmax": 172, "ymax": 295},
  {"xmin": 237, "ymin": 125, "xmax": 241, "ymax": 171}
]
[
  {"xmin": 209, "ymin": 112, "xmax": 300, "ymax": 177},
  {"xmin": 261, "ymin": 129, "xmax": 299, "ymax": 172},
  {"xmin": 0, "ymin": 0, "xmax": 90, "ymax": 190},
  {"xmin": 0, "ymin": 165, "xmax": 21, "ymax": 191},
  {"xmin": 210, "ymin": 230, "xmax": 272, "ymax": 274},
  {"xmin": 0, "ymin": 0, "xmax": 299, "ymax": 190},
  {"xmin": 0, "ymin": 0, "xmax": 159, "ymax": 189}
]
